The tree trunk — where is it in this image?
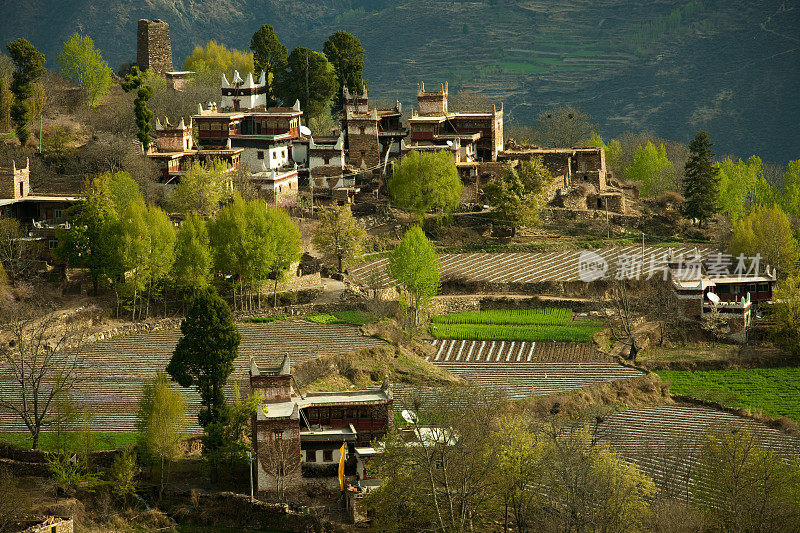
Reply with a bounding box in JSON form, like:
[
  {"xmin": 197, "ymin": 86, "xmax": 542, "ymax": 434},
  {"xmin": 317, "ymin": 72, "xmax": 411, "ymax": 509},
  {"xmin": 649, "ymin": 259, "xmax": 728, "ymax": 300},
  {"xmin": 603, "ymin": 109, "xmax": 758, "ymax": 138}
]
[
  {"xmin": 32, "ymin": 430, "xmax": 39, "ymax": 450},
  {"xmin": 629, "ymin": 340, "xmax": 640, "ymax": 361}
]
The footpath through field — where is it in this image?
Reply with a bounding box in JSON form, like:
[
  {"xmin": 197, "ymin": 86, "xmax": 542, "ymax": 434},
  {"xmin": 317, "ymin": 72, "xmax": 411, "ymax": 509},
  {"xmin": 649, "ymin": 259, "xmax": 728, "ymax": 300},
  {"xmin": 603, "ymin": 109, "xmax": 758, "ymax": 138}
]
[{"xmin": 350, "ymin": 244, "xmax": 717, "ymax": 288}]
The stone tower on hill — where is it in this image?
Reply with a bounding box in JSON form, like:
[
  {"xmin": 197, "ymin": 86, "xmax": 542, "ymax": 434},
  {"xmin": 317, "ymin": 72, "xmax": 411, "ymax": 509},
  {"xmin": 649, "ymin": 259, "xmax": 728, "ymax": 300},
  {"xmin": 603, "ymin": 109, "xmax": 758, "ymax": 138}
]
[{"xmin": 137, "ymin": 19, "xmax": 173, "ymax": 75}]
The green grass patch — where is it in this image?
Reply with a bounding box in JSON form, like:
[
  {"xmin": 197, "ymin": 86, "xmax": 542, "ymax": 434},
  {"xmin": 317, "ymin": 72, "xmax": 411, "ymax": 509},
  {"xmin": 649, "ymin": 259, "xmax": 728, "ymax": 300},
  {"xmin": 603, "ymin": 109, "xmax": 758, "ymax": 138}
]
[
  {"xmin": 244, "ymin": 316, "xmax": 286, "ymax": 323},
  {"xmin": 0, "ymin": 431, "xmax": 138, "ymax": 451},
  {"xmin": 657, "ymin": 367, "xmax": 800, "ymax": 423},
  {"xmin": 306, "ymin": 310, "xmax": 372, "ymax": 326},
  {"xmin": 432, "ymin": 308, "xmax": 574, "ymax": 326},
  {"xmin": 429, "ymin": 323, "xmax": 600, "ymax": 342}
]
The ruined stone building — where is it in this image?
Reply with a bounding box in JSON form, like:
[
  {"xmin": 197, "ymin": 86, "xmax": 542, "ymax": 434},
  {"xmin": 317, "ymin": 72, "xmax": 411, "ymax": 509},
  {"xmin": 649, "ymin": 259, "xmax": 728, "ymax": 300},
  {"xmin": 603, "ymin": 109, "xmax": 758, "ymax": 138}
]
[
  {"xmin": 406, "ymin": 81, "xmax": 504, "ymax": 164},
  {"xmin": 499, "ymin": 146, "xmax": 627, "ymax": 213},
  {"xmin": 342, "ymin": 86, "xmax": 405, "ymax": 169},
  {"xmin": 137, "ymin": 19, "xmax": 173, "ymax": 75},
  {"xmin": 250, "ymin": 355, "xmax": 393, "ymax": 494}
]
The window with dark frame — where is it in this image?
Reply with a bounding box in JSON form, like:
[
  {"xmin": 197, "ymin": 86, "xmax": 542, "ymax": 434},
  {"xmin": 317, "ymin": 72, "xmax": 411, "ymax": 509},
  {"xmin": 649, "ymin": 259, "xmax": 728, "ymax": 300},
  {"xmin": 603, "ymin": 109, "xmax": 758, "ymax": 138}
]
[
  {"xmin": 323, "ymin": 449, "xmax": 333, "ymax": 462},
  {"xmin": 306, "ymin": 450, "xmax": 316, "ymax": 462},
  {"xmin": 257, "ymin": 151, "xmax": 264, "ymax": 160}
]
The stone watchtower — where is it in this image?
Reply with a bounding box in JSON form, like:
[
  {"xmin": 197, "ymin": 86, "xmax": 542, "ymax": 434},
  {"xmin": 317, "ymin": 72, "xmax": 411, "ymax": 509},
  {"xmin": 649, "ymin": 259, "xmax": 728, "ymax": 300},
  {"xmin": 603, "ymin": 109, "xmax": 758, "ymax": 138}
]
[
  {"xmin": 137, "ymin": 19, "xmax": 173, "ymax": 75},
  {"xmin": 0, "ymin": 158, "xmax": 30, "ymax": 200}
]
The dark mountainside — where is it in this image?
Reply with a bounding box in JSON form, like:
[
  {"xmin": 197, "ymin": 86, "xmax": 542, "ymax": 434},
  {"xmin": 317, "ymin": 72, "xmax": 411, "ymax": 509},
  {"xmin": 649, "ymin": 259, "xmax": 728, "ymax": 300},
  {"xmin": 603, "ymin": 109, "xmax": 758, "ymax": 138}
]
[{"xmin": 2, "ymin": 0, "xmax": 798, "ymax": 163}]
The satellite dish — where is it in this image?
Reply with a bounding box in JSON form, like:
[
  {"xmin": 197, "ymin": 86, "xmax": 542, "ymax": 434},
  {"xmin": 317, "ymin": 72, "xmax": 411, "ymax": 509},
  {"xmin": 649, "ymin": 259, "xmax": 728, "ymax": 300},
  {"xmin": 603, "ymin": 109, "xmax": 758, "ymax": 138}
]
[
  {"xmin": 401, "ymin": 409, "xmax": 418, "ymax": 424},
  {"xmin": 446, "ymin": 140, "xmax": 454, "ymax": 147},
  {"xmin": 300, "ymin": 125, "xmax": 312, "ymax": 136},
  {"xmin": 707, "ymin": 292, "xmax": 720, "ymax": 305}
]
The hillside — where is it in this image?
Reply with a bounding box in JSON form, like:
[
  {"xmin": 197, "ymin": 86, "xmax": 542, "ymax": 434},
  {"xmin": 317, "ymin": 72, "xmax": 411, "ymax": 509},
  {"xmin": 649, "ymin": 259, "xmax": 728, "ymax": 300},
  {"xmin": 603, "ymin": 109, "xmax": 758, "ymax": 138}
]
[{"xmin": 1, "ymin": 0, "xmax": 798, "ymax": 162}]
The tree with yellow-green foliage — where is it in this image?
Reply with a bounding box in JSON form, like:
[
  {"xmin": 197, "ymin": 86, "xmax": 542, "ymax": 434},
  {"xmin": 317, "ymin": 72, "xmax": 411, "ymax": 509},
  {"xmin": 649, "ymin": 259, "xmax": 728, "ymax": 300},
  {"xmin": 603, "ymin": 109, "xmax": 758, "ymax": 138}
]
[
  {"xmin": 312, "ymin": 203, "xmax": 365, "ymax": 273},
  {"xmin": 170, "ymin": 159, "xmax": 233, "ymax": 215},
  {"xmin": 716, "ymin": 155, "xmax": 762, "ymax": 220},
  {"xmin": 136, "ymin": 372, "xmax": 186, "ymax": 500},
  {"xmin": 389, "ymin": 150, "xmax": 462, "ymax": 220},
  {"xmin": 729, "ymin": 204, "xmax": 797, "ymax": 275},
  {"xmin": 693, "ymin": 429, "xmax": 800, "ymax": 532},
  {"xmin": 56, "ymin": 33, "xmax": 114, "ymax": 107},
  {"xmin": 184, "ymin": 41, "xmax": 254, "ymax": 85}
]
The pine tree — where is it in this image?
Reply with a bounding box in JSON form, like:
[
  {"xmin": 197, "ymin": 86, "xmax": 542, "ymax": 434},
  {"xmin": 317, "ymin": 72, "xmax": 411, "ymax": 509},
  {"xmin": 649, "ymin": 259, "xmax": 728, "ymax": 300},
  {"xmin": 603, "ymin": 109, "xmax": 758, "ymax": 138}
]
[
  {"xmin": 167, "ymin": 289, "xmax": 241, "ymax": 427},
  {"xmin": 683, "ymin": 131, "xmax": 720, "ymax": 225}
]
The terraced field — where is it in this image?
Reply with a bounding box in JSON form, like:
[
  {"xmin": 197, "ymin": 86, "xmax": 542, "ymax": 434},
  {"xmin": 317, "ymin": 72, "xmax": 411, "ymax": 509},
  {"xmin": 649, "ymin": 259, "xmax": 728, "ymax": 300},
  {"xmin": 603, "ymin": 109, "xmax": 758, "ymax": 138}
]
[
  {"xmin": 350, "ymin": 245, "xmax": 716, "ymax": 289},
  {"xmin": 594, "ymin": 405, "xmax": 800, "ymax": 496},
  {"xmin": 429, "ymin": 339, "xmax": 611, "ymax": 363},
  {"xmin": 657, "ymin": 367, "xmax": 800, "ymax": 423},
  {"xmin": 0, "ymin": 321, "xmax": 386, "ymax": 434}
]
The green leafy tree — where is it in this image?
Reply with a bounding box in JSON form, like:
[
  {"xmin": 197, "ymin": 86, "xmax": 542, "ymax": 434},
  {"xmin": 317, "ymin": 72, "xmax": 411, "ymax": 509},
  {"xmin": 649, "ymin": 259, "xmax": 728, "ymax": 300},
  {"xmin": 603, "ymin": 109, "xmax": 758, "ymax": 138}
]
[
  {"xmin": 729, "ymin": 204, "xmax": 797, "ymax": 275},
  {"xmin": 57, "ymin": 173, "xmax": 125, "ymax": 294},
  {"xmin": 771, "ymin": 275, "xmax": 800, "ymax": 357},
  {"xmin": 6, "ymin": 38, "xmax": 45, "ymax": 146},
  {"xmin": 264, "ymin": 206, "xmax": 302, "ymax": 306},
  {"xmin": 693, "ymin": 430, "xmax": 800, "ymax": 532},
  {"xmin": 0, "ymin": 53, "xmax": 14, "ymax": 132},
  {"xmin": 274, "ymin": 46, "xmax": 338, "ymax": 120},
  {"xmin": 143, "ymin": 204, "xmax": 176, "ymax": 317},
  {"xmin": 312, "ymin": 203, "xmax": 365, "ymax": 272},
  {"xmin": 625, "ymin": 141, "xmax": 674, "ymax": 197},
  {"xmin": 108, "ymin": 448, "xmax": 140, "ymax": 506},
  {"xmin": 184, "ymin": 40, "xmax": 254, "ymax": 85},
  {"xmin": 202, "ymin": 386, "xmax": 258, "ymax": 478},
  {"xmin": 118, "ymin": 198, "xmax": 150, "ymax": 319},
  {"xmin": 389, "ymin": 150, "xmax": 462, "ymax": 219},
  {"xmin": 388, "ymin": 226, "xmax": 439, "ymax": 325},
  {"xmin": 173, "ymin": 213, "xmax": 212, "ymax": 294},
  {"xmin": 682, "ymin": 131, "xmax": 720, "ymax": 225},
  {"xmin": 209, "ymin": 194, "xmax": 248, "ymax": 308},
  {"xmin": 170, "ymin": 159, "xmax": 232, "ymax": 215},
  {"xmin": 121, "ymin": 66, "xmax": 154, "ymax": 148},
  {"xmin": 250, "ymin": 25, "xmax": 285, "ymax": 105},
  {"xmin": 136, "ymin": 372, "xmax": 186, "ymax": 500},
  {"xmin": 778, "ymin": 160, "xmax": 800, "ymax": 218},
  {"xmin": 534, "ymin": 106, "xmax": 596, "ymax": 148},
  {"xmin": 167, "ymin": 289, "xmax": 241, "ymax": 427},
  {"xmin": 483, "ymin": 157, "xmax": 552, "ymax": 235},
  {"xmin": 56, "ymin": 33, "xmax": 114, "ymax": 107},
  {"xmin": 717, "ymin": 155, "xmax": 762, "ymax": 220},
  {"xmin": 323, "ymin": 31, "xmax": 365, "ymax": 106}
]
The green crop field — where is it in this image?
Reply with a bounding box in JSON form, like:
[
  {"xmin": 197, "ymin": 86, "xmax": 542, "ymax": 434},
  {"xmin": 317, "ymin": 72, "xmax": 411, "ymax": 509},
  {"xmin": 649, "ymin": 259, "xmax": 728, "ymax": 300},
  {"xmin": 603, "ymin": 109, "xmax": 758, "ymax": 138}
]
[
  {"xmin": 306, "ymin": 310, "xmax": 372, "ymax": 326},
  {"xmin": 429, "ymin": 323, "xmax": 600, "ymax": 343},
  {"xmin": 430, "ymin": 308, "xmax": 601, "ymax": 342},
  {"xmin": 0, "ymin": 431, "xmax": 137, "ymax": 451},
  {"xmin": 657, "ymin": 368, "xmax": 800, "ymax": 423},
  {"xmin": 432, "ymin": 308, "xmax": 574, "ymax": 326}
]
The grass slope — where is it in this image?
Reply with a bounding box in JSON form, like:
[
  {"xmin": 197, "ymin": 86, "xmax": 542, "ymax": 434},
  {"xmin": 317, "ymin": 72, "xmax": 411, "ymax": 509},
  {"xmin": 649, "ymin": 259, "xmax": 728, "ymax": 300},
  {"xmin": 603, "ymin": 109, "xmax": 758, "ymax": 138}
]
[
  {"xmin": 0, "ymin": 431, "xmax": 137, "ymax": 451},
  {"xmin": 657, "ymin": 367, "xmax": 800, "ymax": 423}
]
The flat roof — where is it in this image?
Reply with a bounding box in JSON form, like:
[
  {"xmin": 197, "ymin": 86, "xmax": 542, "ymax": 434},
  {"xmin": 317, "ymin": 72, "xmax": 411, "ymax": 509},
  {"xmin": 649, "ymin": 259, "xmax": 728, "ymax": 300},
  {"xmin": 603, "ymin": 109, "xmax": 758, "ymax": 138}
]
[
  {"xmin": 0, "ymin": 195, "xmax": 77, "ymax": 206},
  {"xmin": 301, "ymin": 424, "xmax": 358, "ymax": 442},
  {"xmin": 257, "ymin": 402, "xmax": 296, "ymax": 420},
  {"xmin": 299, "ymin": 388, "xmax": 391, "ymax": 406}
]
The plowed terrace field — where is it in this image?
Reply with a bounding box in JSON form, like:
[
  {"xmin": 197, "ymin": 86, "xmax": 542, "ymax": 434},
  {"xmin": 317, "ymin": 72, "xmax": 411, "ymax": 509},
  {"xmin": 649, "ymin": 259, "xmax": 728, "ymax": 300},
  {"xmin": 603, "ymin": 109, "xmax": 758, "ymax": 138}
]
[
  {"xmin": 350, "ymin": 245, "xmax": 716, "ymax": 288},
  {"xmin": 0, "ymin": 321, "xmax": 385, "ymax": 434}
]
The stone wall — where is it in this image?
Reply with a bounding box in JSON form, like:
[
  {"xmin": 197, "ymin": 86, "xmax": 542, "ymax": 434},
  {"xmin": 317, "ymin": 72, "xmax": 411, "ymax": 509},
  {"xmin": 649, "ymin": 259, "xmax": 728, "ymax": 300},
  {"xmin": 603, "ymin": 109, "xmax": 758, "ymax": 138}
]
[
  {"xmin": 347, "ymin": 132, "xmax": 380, "ymax": 168},
  {"xmin": 137, "ymin": 19, "xmax": 173, "ymax": 75}
]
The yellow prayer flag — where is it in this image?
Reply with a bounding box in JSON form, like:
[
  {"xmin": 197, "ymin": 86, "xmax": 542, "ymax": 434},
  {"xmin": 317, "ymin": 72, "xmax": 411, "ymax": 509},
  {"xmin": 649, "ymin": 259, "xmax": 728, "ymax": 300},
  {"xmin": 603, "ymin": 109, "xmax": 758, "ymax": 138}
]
[{"xmin": 338, "ymin": 442, "xmax": 346, "ymax": 490}]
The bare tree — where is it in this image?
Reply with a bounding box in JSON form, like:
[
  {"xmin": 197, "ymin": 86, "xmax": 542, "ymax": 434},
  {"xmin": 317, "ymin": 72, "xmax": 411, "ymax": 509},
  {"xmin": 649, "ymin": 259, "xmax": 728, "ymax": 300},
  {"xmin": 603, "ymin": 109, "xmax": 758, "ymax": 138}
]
[
  {"xmin": 258, "ymin": 437, "xmax": 301, "ymax": 503},
  {"xmin": 602, "ymin": 281, "xmax": 644, "ymax": 361},
  {"xmin": 0, "ymin": 218, "xmax": 40, "ymax": 285},
  {"xmin": 0, "ymin": 302, "xmax": 86, "ymax": 449}
]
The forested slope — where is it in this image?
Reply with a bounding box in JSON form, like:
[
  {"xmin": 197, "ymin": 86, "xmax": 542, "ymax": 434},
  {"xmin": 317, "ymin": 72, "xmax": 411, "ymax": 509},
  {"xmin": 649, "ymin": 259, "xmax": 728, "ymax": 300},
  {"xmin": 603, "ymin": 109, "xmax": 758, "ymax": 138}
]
[{"xmin": 1, "ymin": 0, "xmax": 797, "ymax": 161}]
